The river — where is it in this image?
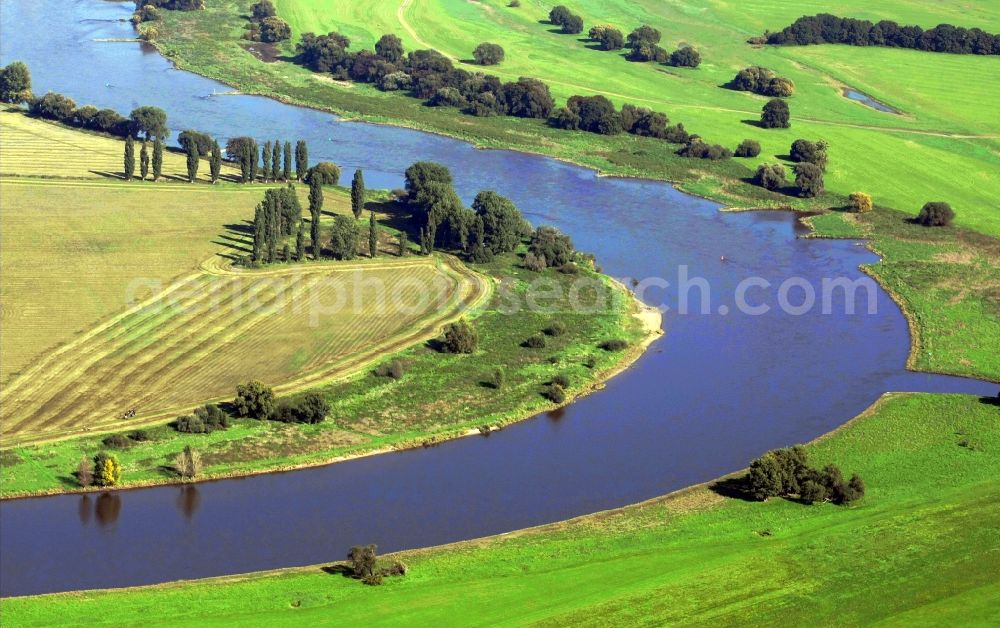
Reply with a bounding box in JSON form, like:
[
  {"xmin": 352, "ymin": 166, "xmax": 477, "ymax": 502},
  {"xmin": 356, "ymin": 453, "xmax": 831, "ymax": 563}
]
[{"xmin": 0, "ymin": 0, "xmax": 995, "ymax": 597}]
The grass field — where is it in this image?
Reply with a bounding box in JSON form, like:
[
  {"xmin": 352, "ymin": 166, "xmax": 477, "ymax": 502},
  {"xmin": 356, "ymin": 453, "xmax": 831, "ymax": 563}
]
[
  {"xmin": 6, "ymin": 392, "xmax": 997, "ymax": 624},
  {"xmin": 199, "ymin": 0, "xmax": 1000, "ymax": 235}
]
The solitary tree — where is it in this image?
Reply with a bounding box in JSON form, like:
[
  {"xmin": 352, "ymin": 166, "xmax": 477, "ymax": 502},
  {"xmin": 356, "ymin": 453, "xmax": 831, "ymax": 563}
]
[
  {"xmin": 309, "ymin": 176, "xmax": 323, "ymax": 258},
  {"xmin": 915, "ymin": 201, "xmax": 955, "ymax": 227},
  {"xmin": 124, "ymin": 135, "xmax": 136, "ymax": 181},
  {"xmin": 261, "ymin": 141, "xmax": 272, "ymax": 182},
  {"xmin": 0, "ymin": 60, "xmax": 32, "ymax": 103},
  {"xmin": 295, "ymin": 140, "xmax": 308, "ymax": 180},
  {"xmin": 473, "ymin": 42, "xmax": 505, "ymax": 65},
  {"xmin": 175, "ymin": 445, "xmax": 202, "ymax": 480},
  {"xmin": 93, "ymin": 452, "xmax": 122, "ymax": 487},
  {"xmin": 152, "ymin": 137, "xmax": 163, "ymax": 181},
  {"xmin": 210, "ymin": 139, "xmax": 222, "ymax": 183},
  {"xmin": 369, "ymin": 211, "xmax": 378, "ymax": 257},
  {"xmin": 351, "ymin": 169, "xmax": 365, "ymax": 219},
  {"xmin": 186, "ymin": 140, "xmax": 199, "ymax": 182},
  {"xmin": 76, "ymin": 456, "xmax": 93, "ymax": 487},
  {"xmin": 760, "ymin": 99, "xmax": 790, "ymax": 128},
  {"xmin": 752, "ymin": 163, "xmax": 786, "ymax": 190},
  {"xmin": 283, "ymin": 141, "xmax": 292, "ymax": 181},
  {"xmin": 139, "ymin": 141, "xmax": 150, "ymax": 180},
  {"xmin": 734, "ymin": 139, "xmax": 761, "ymax": 158},
  {"xmin": 442, "ymin": 319, "xmax": 477, "ymax": 353},
  {"xmin": 348, "ymin": 544, "xmax": 378, "ymax": 579}
]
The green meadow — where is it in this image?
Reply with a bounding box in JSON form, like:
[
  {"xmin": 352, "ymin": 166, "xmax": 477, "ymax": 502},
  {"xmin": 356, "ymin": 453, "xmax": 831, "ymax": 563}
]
[
  {"xmin": 269, "ymin": 0, "xmax": 1000, "ymax": 235},
  {"xmin": 6, "ymin": 393, "xmax": 998, "ymax": 624}
]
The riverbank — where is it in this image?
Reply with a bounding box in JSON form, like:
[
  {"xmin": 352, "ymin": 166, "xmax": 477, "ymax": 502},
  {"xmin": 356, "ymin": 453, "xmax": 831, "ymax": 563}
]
[{"xmin": 6, "ymin": 392, "xmax": 996, "ymax": 622}]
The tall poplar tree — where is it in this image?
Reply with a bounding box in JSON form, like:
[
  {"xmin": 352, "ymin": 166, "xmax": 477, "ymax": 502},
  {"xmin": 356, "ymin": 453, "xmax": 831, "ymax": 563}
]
[
  {"xmin": 139, "ymin": 142, "xmax": 149, "ymax": 181},
  {"xmin": 186, "ymin": 141, "xmax": 199, "ymax": 182},
  {"xmin": 249, "ymin": 139, "xmax": 259, "ymax": 182},
  {"xmin": 351, "ymin": 169, "xmax": 365, "ymax": 219},
  {"xmin": 309, "ymin": 176, "xmax": 323, "ymax": 259},
  {"xmin": 267, "ymin": 191, "xmax": 280, "ymax": 263},
  {"xmin": 283, "ymin": 141, "xmax": 292, "ymax": 181},
  {"xmin": 295, "ymin": 220, "xmax": 305, "ymax": 261},
  {"xmin": 368, "ymin": 211, "xmax": 378, "ymax": 258},
  {"xmin": 252, "ymin": 202, "xmax": 265, "ymax": 262},
  {"xmin": 210, "ymin": 140, "xmax": 222, "ymax": 183},
  {"xmin": 271, "ymin": 140, "xmax": 280, "ymax": 181},
  {"xmin": 261, "ymin": 141, "xmax": 272, "ymax": 182},
  {"xmin": 152, "ymin": 137, "xmax": 163, "ymax": 181},
  {"xmin": 295, "ymin": 140, "xmax": 308, "ymax": 180},
  {"xmin": 124, "ymin": 135, "xmax": 135, "ymax": 181}
]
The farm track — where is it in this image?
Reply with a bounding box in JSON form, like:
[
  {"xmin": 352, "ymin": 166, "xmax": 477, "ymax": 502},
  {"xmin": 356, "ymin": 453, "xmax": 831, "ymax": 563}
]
[{"xmin": 0, "ymin": 254, "xmax": 491, "ymax": 446}]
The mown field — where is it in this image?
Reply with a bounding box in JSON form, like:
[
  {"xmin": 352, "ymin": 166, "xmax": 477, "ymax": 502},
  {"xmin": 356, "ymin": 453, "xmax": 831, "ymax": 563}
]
[
  {"xmin": 6, "ymin": 393, "xmax": 997, "ymax": 625},
  {"xmin": 265, "ymin": 0, "xmax": 1000, "ymax": 235},
  {"xmin": 0, "ymin": 109, "xmax": 235, "ymax": 181}
]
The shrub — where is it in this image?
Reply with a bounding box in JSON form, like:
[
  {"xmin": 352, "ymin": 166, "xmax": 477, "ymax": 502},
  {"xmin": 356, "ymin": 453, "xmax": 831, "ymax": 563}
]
[
  {"xmin": 552, "ymin": 373, "xmax": 570, "ymax": 388},
  {"xmin": 760, "ymin": 99, "xmax": 790, "ymax": 128},
  {"xmin": 730, "ymin": 66, "xmax": 795, "ymax": 96},
  {"xmin": 175, "ymin": 445, "xmax": 202, "ymax": 479},
  {"xmin": 442, "ymin": 319, "xmax": 478, "ymax": 353},
  {"xmin": 799, "ymin": 479, "xmax": 828, "ymax": 504},
  {"xmin": 545, "ymin": 321, "xmax": 567, "ymax": 336},
  {"xmin": 845, "ymin": 473, "xmax": 865, "ymax": 503},
  {"xmin": 789, "ymin": 139, "xmax": 828, "ymax": 169},
  {"xmin": 473, "ymin": 42, "xmax": 505, "ymax": 65},
  {"xmin": 523, "ymin": 252, "xmax": 547, "ymax": 272},
  {"xmin": 174, "ymin": 414, "xmax": 206, "ymax": 433},
  {"xmin": 307, "ymin": 161, "xmax": 341, "ymax": 185},
  {"xmin": 599, "ymin": 339, "xmax": 628, "ymax": 351},
  {"xmin": 195, "ymin": 403, "xmax": 230, "ymax": 430},
  {"xmin": 529, "ymin": 225, "xmax": 574, "ymax": 267},
  {"xmin": 275, "ymin": 392, "xmax": 330, "ymax": 424},
  {"xmin": 524, "ymin": 333, "xmax": 547, "ymax": 349},
  {"xmin": 589, "ymin": 25, "xmax": 624, "ymax": 50},
  {"xmin": 488, "ymin": 367, "xmax": 505, "ymax": 390},
  {"xmin": 678, "ymin": 140, "xmax": 732, "ymax": 160},
  {"xmin": 753, "ymin": 163, "xmax": 786, "ymax": 190},
  {"xmin": 734, "ymin": 139, "xmax": 761, "ymax": 158},
  {"xmin": 583, "ymin": 355, "xmax": 597, "ymax": 368},
  {"xmin": 849, "ymin": 192, "xmax": 873, "ymax": 213},
  {"xmin": 348, "ymin": 544, "xmax": 378, "ymax": 579},
  {"xmin": 508, "ymin": 0, "xmax": 520, "ymax": 6},
  {"xmin": 668, "ymin": 46, "xmax": 701, "ymax": 67},
  {"xmin": 102, "ymin": 434, "xmax": 132, "ymax": 449},
  {"xmin": 234, "ymin": 380, "xmax": 276, "ymax": 419},
  {"xmin": 93, "ymin": 452, "xmax": 122, "ymax": 487},
  {"xmin": 129, "ymin": 429, "xmax": 152, "ymax": 442},
  {"xmin": 76, "ymin": 457, "xmax": 93, "ymax": 488},
  {"xmin": 375, "ymin": 359, "xmax": 405, "ymax": 379},
  {"xmin": 328, "ymin": 214, "xmax": 360, "ymax": 260},
  {"xmin": 914, "ymin": 201, "xmax": 954, "ymax": 227},
  {"xmin": 544, "ymin": 383, "xmax": 567, "ymax": 403},
  {"xmin": 794, "ymin": 163, "xmax": 825, "ymax": 197}
]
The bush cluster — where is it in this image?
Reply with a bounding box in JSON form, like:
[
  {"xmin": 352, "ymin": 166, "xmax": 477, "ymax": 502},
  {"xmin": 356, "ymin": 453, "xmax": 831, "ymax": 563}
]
[
  {"xmin": 375, "ymin": 359, "xmax": 405, "ymax": 379},
  {"xmin": 599, "ymin": 339, "xmax": 629, "ymax": 351},
  {"xmin": 745, "ymin": 446, "xmax": 865, "ymax": 505},
  {"xmin": 175, "ymin": 404, "xmax": 230, "ymax": 433},
  {"xmin": 272, "ymin": 392, "xmax": 330, "ymax": 424},
  {"xmin": 767, "ymin": 14, "xmax": 1000, "ymax": 55},
  {"xmin": 729, "ymin": 66, "xmax": 795, "ymax": 97},
  {"xmin": 442, "ymin": 319, "xmax": 478, "ymax": 353},
  {"xmin": 549, "ymin": 6, "xmax": 583, "ymax": 34},
  {"xmin": 677, "ymin": 138, "xmax": 732, "ymax": 160}
]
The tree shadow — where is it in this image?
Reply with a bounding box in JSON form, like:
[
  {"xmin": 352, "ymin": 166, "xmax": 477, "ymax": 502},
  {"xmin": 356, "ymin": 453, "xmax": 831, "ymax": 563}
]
[
  {"xmin": 740, "ymin": 119, "xmax": 764, "ymax": 128},
  {"xmin": 321, "ymin": 564, "xmax": 355, "ymax": 578},
  {"xmin": 708, "ymin": 476, "xmax": 758, "ymax": 502},
  {"xmin": 979, "ymin": 393, "xmax": 1000, "ymax": 407},
  {"xmin": 425, "ymin": 338, "xmax": 446, "ymax": 352},
  {"xmin": 224, "ymin": 220, "xmax": 254, "ymax": 235}
]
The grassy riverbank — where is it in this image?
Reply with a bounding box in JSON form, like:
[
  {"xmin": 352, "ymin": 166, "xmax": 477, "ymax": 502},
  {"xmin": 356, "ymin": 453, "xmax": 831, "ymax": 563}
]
[{"xmin": 6, "ymin": 392, "xmax": 997, "ymax": 624}]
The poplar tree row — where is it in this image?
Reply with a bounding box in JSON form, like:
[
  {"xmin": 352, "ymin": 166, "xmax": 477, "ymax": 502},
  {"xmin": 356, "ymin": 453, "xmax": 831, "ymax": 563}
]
[
  {"xmin": 227, "ymin": 137, "xmax": 309, "ymax": 184},
  {"xmin": 123, "ymin": 134, "xmax": 223, "ymax": 183}
]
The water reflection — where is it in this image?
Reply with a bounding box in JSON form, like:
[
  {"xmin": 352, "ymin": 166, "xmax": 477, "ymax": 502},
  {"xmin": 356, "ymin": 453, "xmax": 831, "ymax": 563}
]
[
  {"xmin": 94, "ymin": 493, "xmax": 122, "ymax": 528},
  {"xmin": 77, "ymin": 495, "xmax": 91, "ymax": 526},
  {"xmin": 175, "ymin": 485, "xmax": 201, "ymax": 521}
]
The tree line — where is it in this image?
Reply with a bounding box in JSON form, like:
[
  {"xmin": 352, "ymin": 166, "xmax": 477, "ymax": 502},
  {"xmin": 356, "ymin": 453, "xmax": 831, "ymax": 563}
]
[
  {"xmin": 763, "ymin": 14, "xmax": 1000, "ymax": 55},
  {"xmin": 291, "ymin": 29, "xmax": 719, "ymax": 152},
  {"xmin": 225, "ymin": 137, "xmax": 310, "ymax": 184}
]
